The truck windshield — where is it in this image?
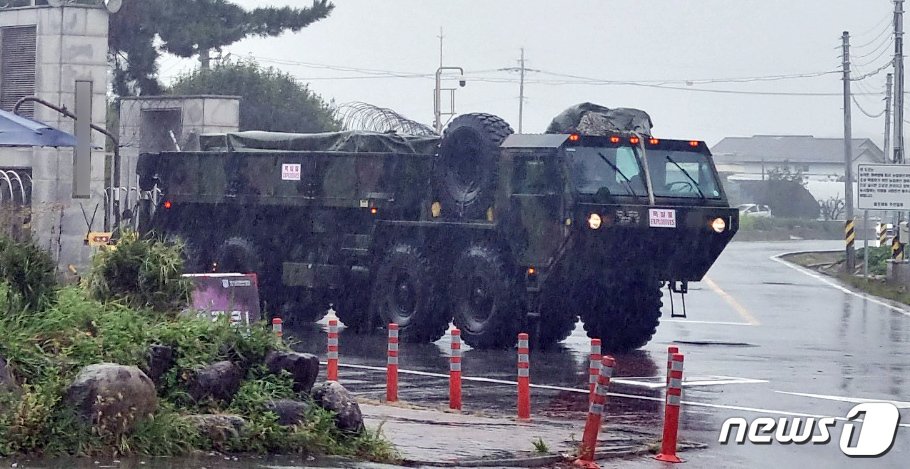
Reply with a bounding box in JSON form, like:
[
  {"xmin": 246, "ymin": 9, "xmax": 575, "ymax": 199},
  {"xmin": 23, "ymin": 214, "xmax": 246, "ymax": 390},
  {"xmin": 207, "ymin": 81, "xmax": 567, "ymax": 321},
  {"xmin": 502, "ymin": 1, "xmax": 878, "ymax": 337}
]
[
  {"xmin": 567, "ymin": 146, "xmax": 647, "ymax": 197},
  {"xmin": 647, "ymin": 150, "xmax": 722, "ymax": 199}
]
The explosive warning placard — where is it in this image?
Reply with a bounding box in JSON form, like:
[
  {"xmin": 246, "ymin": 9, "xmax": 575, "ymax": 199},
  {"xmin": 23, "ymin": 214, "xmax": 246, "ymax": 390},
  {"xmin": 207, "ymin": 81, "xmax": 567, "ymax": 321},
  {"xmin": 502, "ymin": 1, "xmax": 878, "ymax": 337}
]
[{"xmin": 857, "ymin": 164, "xmax": 910, "ymax": 210}]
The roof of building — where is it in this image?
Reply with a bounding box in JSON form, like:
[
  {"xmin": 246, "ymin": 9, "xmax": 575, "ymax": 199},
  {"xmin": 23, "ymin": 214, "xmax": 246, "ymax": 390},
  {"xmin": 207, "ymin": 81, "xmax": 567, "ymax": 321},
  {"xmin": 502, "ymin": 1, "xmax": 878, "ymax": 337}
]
[{"xmin": 711, "ymin": 135, "xmax": 885, "ymax": 164}]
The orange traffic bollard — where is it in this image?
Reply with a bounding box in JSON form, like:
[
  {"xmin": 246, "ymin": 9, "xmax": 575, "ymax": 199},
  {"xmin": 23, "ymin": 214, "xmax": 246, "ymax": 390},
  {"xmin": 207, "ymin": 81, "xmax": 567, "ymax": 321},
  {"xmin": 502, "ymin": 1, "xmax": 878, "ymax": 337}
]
[
  {"xmin": 666, "ymin": 345, "xmax": 679, "ymax": 385},
  {"xmin": 272, "ymin": 317, "xmax": 283, "ymax": 338},
  {"xmin": 450, "ymin": 328, "xmax": 462, "ymax": 410},
  {"xmin": 387, "ymin": 323, "xmax": 399, "ymax": 403},
  {"xmin": 656, "ymin": 353, "xmax": 685, "ymax": 463},
  {"xmin": 327, "ymin": 319, "xmax": 339, "ymax": 381},
  {"xmin": 588, "ymin": 338, "xmax": 602, "ymax": 402},
  {"xmin": 517, "ymin": 333, "xmax": 531, "ymax": 420},
  {"xmin": 575, "ymin": 355, "xmax": 615, "ymax": 468}
]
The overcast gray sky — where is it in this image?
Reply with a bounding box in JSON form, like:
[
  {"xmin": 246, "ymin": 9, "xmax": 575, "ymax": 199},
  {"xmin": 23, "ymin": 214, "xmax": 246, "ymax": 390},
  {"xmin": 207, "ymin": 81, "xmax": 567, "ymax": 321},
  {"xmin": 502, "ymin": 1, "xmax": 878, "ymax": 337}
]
[{"xmin": 159, "ymin": 0, "xmax": 898, "ymax": 146}]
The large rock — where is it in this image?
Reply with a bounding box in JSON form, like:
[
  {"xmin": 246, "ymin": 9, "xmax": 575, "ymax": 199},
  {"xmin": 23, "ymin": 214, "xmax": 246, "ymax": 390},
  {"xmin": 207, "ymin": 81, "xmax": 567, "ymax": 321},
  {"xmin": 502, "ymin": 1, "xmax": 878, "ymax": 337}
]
[
  {"xmin": 265, "ymin": 351, "xmax": 319, "ymax": 393},
  {"xmin": 188, "ymin": 361, "xmax": 242, "ymax": 402},
  {"xmin": 311, "ymin": 381, "xmax": 363, "ymax": 433},
  {"xmin": 65, "ymin": 363, "xmax": 158, "ymax": 433},
  {"xmin": 184, "ymin": 414, "xmax": 246, "ymax": 446},
  {"xmin": 144, "ymin": 345, "xmax": 176, "ymax": 386},
  {"xmin": 265, "ymin": 399, "xmax": 311, "ymax": 426}
]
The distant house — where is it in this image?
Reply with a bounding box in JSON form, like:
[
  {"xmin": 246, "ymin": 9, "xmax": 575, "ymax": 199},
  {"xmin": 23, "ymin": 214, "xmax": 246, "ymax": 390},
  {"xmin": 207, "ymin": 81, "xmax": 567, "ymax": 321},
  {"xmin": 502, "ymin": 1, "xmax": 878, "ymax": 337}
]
[{"xmin": 711, "ymin": 135, "xmax": 886, "ymax": 182}]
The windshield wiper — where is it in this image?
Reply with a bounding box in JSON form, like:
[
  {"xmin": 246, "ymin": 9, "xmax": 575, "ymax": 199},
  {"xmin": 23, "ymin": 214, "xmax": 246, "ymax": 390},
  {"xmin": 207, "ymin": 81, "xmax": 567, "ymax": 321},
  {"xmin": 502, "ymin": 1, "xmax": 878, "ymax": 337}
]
[
  {"xmin": 597, "ymin": 152, "xmax": 636, "ymax": 196},
  {"xmin": 665, "ymin": 155, "xmax": 705, "ymax": 198}
]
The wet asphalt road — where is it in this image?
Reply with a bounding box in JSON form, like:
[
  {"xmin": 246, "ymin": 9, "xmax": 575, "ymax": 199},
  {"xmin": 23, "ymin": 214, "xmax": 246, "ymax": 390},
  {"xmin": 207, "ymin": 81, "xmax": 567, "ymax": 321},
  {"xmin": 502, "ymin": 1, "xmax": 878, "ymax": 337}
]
[{"xmin": 284, "ymin": 240, "xmax": 910, "ymax": 468}]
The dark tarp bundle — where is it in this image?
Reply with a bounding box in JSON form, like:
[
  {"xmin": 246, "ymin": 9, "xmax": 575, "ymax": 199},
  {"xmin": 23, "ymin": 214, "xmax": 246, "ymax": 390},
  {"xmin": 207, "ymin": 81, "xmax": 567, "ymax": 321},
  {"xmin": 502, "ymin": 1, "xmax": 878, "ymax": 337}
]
[
  {"xmin": 545, "ymin": 103, "xmax": 653, "ymax": 136},
  {"xmin": 199, "ymin": 130, "xmax": 441, "ymax": 155}
]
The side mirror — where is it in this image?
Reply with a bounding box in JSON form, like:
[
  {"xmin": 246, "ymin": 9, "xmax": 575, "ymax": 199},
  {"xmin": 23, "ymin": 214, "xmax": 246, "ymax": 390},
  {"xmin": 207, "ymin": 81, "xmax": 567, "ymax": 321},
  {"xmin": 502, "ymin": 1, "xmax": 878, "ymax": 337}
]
[{"xmin": 459, "ymin": 77, "xmax": 467, "ymax": 87}]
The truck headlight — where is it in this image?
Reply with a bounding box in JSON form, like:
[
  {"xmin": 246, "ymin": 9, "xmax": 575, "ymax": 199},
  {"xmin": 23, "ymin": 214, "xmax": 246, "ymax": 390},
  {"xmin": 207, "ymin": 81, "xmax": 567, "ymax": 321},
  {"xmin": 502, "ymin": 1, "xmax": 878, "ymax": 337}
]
[
  {"xmin": 711, "ymin": 217, "xmax": 726, "ymax": 233},
  {"xmin": 588, "ymin": 213, "xmax": 602, "ymax": 230}
]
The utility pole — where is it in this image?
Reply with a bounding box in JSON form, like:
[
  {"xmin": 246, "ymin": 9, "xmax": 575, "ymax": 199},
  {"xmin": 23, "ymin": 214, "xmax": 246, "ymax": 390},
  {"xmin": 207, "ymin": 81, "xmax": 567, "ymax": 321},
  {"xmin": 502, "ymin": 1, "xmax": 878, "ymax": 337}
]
[
  {"xmin": 895, "ymin": 0, "xmax": 905, "ymax": 164},
  {"xmin": 518, "ymin": 48, "xmax": 525, "ymax": 133},
  {"xmin": 843, "ymin": 31, "xmax": 856, "ymax": 272},
  {"xmin": 885, "ymin": 73, "xmax": 894, "ymax": 161}
]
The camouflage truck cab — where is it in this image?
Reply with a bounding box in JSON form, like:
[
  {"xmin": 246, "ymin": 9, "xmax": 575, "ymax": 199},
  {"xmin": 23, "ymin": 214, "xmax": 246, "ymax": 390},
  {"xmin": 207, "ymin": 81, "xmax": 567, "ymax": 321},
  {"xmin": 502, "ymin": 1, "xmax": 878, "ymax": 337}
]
[{"xmin": 138, "ymin": 105, "xmax": 738, "ymax": 352}]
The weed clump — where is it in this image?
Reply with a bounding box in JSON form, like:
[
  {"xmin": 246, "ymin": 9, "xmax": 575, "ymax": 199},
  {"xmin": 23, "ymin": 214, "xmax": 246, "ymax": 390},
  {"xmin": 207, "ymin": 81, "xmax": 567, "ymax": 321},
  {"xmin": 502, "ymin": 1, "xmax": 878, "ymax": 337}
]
[{"xmin": 0, "ymin": 236, "xmax": 57, "ymax": 312}]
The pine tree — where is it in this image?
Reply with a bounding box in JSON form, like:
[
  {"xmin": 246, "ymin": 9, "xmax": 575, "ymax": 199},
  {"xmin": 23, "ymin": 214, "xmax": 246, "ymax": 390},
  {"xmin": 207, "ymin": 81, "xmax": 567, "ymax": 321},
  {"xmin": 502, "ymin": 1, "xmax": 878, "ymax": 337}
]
[{"xmin": 109, "ymin": 0, "xmax": 334, "ymax": 96}]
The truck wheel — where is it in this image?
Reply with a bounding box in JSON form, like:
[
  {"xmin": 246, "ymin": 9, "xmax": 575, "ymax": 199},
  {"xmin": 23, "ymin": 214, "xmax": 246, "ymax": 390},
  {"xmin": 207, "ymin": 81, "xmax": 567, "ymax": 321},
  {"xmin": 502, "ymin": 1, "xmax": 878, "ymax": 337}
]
[
  {"xmin": 580, "ymin": 277, "xmax": 662, "ymax": 353},
  {"xmin": 451, "ymin": 245, "xmax": 522, "ymax": 349},
  {"xmin": 436, "ymin": 113, "xmax": 513, "ymax": 219},
  {"xmin": 215, "ymin": 237, "xmax": 262, "ymax": 274},
  {"xmin": 370, "ymin": 242, "xmax": 448, "ymax": 343},
  {"xmin": 534, "ymin": 293, "xmax": 578, "ymax": 349},
  {"xmin": 338, "ymin": 285, "xmax": 372, "ymax": 333}
]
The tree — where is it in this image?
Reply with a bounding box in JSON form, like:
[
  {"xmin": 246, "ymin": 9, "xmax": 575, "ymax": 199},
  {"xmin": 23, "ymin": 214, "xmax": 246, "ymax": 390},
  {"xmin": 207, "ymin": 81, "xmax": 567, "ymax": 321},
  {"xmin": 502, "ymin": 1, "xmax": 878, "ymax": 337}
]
[
  {"xmin": 819, "ymin": 195, "xmax": 846, "ymax": 221},
  {"xmin": 168, "ymin": 61, "xmax": 341, "ymax": 133},
  {"xmin": 109, "ymin": 0, "xmax": 334, "ymax": 96},
  {"xmin": 767, "ymin": 160, "xmax": 807, "ymax": 187}
]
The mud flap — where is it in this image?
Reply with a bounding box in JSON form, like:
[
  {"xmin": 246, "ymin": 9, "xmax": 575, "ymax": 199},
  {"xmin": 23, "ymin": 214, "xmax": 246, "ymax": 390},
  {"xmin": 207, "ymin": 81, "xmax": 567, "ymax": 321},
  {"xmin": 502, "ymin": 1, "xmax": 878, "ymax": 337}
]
[{"xmin": 667, "ymin": 280, "xmax": 688, "ymax": 318}]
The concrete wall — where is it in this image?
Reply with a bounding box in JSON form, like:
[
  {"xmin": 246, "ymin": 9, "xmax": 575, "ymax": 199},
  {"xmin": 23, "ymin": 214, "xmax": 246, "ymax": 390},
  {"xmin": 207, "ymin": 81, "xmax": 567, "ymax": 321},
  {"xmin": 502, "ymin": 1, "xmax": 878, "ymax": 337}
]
[
  {"xmin": 118, "ymin": 96, "xmax": 240, "ymax": 192},
  {"xmin": 716, "ymin": 154, "xmax": 881, "ymax": 183},
  {"xmin": 0, "ymin": 4, "xmax": 110, "ymax": 274}
]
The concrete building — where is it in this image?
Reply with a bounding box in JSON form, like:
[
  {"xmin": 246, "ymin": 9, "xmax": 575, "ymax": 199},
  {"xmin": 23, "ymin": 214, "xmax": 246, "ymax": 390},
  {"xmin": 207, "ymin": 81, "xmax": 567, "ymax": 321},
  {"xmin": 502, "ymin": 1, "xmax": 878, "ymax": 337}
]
[
  {"xmin": 711, "ymin": 135, "xmax": 886, "ymax": 182},
  {"xmin": 0, "ymin": 2, "xmax": 110, "ymax": 273}
]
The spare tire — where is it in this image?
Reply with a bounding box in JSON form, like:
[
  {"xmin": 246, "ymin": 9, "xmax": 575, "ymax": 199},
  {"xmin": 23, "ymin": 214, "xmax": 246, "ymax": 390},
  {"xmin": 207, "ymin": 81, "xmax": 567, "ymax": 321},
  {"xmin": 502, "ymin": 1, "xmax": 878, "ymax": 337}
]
[{"xmin": 435, "ymin": 113, "xmax": 513, "ymax": 219}]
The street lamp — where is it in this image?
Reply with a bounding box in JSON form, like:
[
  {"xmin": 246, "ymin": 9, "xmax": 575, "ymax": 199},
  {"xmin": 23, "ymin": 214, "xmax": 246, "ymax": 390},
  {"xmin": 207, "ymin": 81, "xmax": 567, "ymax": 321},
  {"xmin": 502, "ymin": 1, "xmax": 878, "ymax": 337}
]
[{"xmin": 434, "ymin": 66, "xmax": 465, "ymax": 133}]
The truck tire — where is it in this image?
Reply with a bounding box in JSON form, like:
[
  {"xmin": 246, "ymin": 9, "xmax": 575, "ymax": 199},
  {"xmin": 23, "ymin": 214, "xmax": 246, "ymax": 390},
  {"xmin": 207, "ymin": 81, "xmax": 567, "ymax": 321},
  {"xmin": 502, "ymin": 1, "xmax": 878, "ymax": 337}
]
[
  {"xmin": 370, "ymin": 242, "xmax": 449, "ymax": 343},
  {"xmin": 215, "ymin": 237, "xmax": 262, "ymax": 274},
  {"xmin": 534, "ymin": 292, "xmax": 578, "ymax": 349},
  {"xmin": 451, "ymin": 245, "xmax": 523, "ymax": 349},
  {"xmin": 436, "ymin": 113, "xmax": 514, "ymax": 219},
  {"xmin": 580, "ymin": 277, "xmax": 662, "ymax": 353}
]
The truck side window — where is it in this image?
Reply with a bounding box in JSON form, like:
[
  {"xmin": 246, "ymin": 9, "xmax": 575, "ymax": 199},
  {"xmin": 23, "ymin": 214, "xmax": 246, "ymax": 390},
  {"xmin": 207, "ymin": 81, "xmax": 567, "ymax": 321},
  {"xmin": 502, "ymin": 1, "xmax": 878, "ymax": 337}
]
[{"xmin": 513, "ymin": 156, "xmax": 557, "ymax": 195}]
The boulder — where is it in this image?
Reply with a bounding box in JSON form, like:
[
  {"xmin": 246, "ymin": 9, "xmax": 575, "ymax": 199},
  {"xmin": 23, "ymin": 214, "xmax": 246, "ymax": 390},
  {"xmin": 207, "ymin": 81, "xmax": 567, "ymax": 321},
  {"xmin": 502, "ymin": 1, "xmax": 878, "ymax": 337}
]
[
  {"xmin": 265, "ymin": 399, "xmax": 311, "ymax": 426},
  {"xmin": 311, "ymin": 381, "xmax": 363, "ymax": 433},
  {"xmin": 144, "ymin": 345, "xmax": 176, "ymax": 386},
  {"xmin": 65, "ymin": 363, "xmax": 158, "ymax": 433},
  {"xmin": 187, "ymin": 361, "xmax": 242, "ymax": 402},
  {"xmin": 265, "ymin": 351, "xmax": 319, "ymax": 393},
  {"xmin": 0, "ymin": 355, "xmax": 19, "ymax": 394},
  {"xmin": 184, "ymin": 414, "xmax": 246, "ymax": 444}
]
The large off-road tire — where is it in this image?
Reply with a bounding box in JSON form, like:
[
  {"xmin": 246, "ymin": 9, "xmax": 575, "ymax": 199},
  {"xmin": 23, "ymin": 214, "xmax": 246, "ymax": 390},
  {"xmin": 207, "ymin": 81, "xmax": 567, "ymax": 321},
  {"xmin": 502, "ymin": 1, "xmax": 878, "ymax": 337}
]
[
  {"xmin": 370, "ymin": 242, "xmax": 449, "ymax": 343},
  {"xmin": 580, "ymin": 276, "xmax": 662, "ymax": 353},
  {"xmin": 215, "ymin": 237, "xmax": 262, "ymax": 274},
  {"xmin": 451, "ymin": 245, "xmax": 523, "ymax": 349},
  {"xmin": 435, "ymin": 113, "xmax": 513, "ymax": 219},
  {"xmin": 276, "ymin": 290, "xmax": 326, "ymax": 326},
  {"xmin": 533, "ymin": 292, "xmax": 578, "ymax": 349},
  {"xmin": 337, "ymin": 283, "xmax": 372, "ymax": 333}
]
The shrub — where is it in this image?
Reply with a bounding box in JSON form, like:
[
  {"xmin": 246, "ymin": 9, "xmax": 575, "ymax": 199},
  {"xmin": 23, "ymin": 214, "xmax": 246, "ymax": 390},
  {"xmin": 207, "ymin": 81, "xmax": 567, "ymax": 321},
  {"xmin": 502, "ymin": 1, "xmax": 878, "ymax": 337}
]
[
  {"xmin": 87, "ymin": 230, "xmax": 191, "ymax": 312},
  {"xmin": 0, "ymin": 236, "xmax": 57, "ymax": 311}
]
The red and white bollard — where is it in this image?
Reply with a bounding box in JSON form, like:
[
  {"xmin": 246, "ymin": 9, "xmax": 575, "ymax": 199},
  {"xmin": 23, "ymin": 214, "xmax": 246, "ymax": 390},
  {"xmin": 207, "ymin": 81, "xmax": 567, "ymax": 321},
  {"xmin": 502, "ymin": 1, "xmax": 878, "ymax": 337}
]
[
  {"xmin": 327, "ymin": 319, "xmax": 339, "ymax": 381},
  {"xmin": 575, "ymin": 355, "xmax": 616, "ymax": 468},
  {"xmin": 271, "ymin": 317, "xmax": 283, "ymax": 338},
  {"xmin": 666, "ymin": 345, "xmax": 679, "ymax": 385},
  {"xmin": 387, "ymin": 323, "xmax": 399, "ymax": 403},
  {"xmin": 450, "ymin": 328, "xmax": 462, "ymax": 410},
  {"xmin": 656, "ymin": 353, "xmax": 685, "ymax": 463},
  {"xmin": 517, "ymin": 333, "xmax": 531, "ymax": 420},
  {"xmin": 588, "ymin": 338, "xmax": 602, "ymax": 402}
]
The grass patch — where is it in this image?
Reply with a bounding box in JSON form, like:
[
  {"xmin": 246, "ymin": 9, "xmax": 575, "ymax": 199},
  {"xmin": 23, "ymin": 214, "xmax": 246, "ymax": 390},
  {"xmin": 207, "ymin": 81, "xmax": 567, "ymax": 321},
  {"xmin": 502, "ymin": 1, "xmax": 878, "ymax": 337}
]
[
  {"xmin": 0, "ymin": 235, "xmax": 396, "ymax": 462},
  {"xmin": 783, "ymin": 248, "xmax": 910, "ymax": 305}
]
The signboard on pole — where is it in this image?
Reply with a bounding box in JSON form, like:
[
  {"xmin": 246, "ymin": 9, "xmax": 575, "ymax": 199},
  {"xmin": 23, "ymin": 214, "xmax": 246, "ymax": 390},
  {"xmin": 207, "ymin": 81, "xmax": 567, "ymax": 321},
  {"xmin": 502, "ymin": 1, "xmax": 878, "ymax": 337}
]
[
  {"xmin": 182, "ymin": 273, "xmax": 262, "ymax": 325},
  {"xmin": 857, "ymin": 164, "xmax": 910, "ymax": 210}
]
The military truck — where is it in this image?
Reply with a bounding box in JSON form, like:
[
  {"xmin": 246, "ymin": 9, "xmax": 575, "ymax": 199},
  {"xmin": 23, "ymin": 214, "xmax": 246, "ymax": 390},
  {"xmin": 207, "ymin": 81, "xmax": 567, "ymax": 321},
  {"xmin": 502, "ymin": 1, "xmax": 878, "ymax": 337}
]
[{"xmin": 136, "ymin": 104, "xmax": 738, "ymax": 351}]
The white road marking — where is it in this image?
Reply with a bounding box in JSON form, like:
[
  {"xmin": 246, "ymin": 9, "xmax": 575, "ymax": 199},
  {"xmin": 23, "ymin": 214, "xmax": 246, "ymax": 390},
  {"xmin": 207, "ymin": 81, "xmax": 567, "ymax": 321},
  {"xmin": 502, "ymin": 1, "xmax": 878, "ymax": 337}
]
[
  {"xmin": 770, "ymin": 253, "xmax": 910, "ymax": 318},
  {"xmin": 775, "ymin": 391, "xmax": 910, "ymax": 409},
  {"xmin": 328, "ymin": 363, "xmax": 910, "ymax": 427},
  {"xmin": 612, "ymin": 375, "xmax": 768, "ymax": 389},
  {"xmin": 662, "ymin": 319, "xmax": 753, "ymax": 326}
]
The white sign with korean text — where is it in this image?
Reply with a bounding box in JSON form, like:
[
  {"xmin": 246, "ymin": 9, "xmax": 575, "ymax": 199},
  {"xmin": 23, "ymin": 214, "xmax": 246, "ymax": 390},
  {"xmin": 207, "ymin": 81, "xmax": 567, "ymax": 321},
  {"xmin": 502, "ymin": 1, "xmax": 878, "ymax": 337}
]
[
  {"xmin": 282, "ymin": 163, "xmax": 302, "ymax": 181},
  {"xmin": 858, "ymin": 164, "xmax": 910, "ymax": 210},
  {"xmin": 649, "ymin": 208, "xmax": 677, "ymax": 228}
]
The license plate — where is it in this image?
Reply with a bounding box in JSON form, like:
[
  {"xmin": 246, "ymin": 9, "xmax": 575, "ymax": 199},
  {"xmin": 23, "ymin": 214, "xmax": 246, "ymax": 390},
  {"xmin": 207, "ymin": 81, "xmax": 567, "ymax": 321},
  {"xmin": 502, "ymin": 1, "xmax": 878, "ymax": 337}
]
[{"xmin": 649, "ymin": 209, "xmax": 677, "ymax": 228}]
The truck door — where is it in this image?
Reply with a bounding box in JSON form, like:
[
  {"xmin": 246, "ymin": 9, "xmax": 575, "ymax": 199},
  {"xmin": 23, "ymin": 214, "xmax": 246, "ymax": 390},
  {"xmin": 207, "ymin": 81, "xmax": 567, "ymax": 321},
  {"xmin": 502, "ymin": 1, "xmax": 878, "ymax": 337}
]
[{"xmin": 508, "ymin": 152, "xmax": 566, "ymax": 268}]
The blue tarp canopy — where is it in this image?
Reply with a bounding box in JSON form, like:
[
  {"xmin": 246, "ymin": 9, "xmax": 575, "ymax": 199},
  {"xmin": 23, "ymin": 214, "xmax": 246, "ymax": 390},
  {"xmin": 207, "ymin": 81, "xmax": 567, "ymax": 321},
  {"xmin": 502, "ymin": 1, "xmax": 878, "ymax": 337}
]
[{"xmin": 0, "ymin": 109, "xmax": 76, "ymax": 147}]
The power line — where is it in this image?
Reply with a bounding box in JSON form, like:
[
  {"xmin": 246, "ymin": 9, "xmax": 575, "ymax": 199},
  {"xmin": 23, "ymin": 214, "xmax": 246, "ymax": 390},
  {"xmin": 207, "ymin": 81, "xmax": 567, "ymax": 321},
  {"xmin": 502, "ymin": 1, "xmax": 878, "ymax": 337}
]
[
  {"xmin": 853, "ymin": 21, "xmax": 893, "ymax": 50},
  {"xmin": 855, "ymin": 12, "xmax": 894, "ymax": 44},
  {"xmin": 852, "ymin": 95, "xmax": 886, "ymax": 118},
  {"xmin": 850, "ymin": 61, "xmax": 892, "ymax": 81}
]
